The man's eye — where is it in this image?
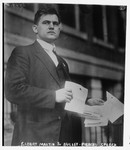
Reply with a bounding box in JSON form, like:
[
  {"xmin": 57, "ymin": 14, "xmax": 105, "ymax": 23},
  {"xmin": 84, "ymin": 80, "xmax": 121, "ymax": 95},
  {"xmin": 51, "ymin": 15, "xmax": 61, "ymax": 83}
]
[
  {"xmin": 42, "ymin": 21, "xmax": 50, "ymax": 25},
  {"xmin": 53, "ymin": 22, "xmax": 59, "ymax": 26},
  {"xmin": 42, "ymin": 21, "xmax": 59, "ymax": 26}
]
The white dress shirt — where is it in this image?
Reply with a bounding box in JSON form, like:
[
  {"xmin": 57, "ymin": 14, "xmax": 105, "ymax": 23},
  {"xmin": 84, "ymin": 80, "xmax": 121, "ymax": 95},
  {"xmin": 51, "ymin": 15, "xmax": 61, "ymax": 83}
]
[{"xmin": 37, "ymin": 39, "xmax": 59, "ymax": 67}]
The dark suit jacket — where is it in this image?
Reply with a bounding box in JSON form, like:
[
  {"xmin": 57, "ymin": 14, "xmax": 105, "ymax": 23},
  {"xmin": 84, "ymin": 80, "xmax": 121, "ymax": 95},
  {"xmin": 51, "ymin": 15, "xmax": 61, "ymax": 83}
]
[{"xmin": 5, "ymin": 41, "xmax": 73, "ymax": 146}]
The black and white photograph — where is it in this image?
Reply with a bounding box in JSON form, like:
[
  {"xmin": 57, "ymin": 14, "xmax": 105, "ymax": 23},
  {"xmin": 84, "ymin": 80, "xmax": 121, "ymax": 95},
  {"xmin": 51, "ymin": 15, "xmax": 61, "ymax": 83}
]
[{"xmin": 2, "ymin": 0, "xmax": 129, "ymax": 148}]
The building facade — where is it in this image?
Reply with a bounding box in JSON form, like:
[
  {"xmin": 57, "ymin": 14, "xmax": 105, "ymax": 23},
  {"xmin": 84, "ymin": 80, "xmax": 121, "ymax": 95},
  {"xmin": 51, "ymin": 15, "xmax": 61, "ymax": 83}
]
[{"xmin": 4, "ymin": 3, "xmax": 126, "ymax": 146}]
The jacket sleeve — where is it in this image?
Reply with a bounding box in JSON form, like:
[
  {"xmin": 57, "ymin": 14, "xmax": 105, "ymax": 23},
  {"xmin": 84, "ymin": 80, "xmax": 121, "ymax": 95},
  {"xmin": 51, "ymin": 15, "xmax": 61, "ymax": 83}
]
[{"xmin": 4, "ymin": 47, "xmax": 56, "ymax": 109}]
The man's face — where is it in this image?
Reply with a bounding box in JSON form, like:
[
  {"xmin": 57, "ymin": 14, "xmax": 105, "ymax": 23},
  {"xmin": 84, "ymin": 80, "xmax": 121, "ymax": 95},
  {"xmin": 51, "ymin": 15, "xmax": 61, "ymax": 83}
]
[{"xmin": 33, "ymin": 14, "xmax": 61, "ymax": 43}]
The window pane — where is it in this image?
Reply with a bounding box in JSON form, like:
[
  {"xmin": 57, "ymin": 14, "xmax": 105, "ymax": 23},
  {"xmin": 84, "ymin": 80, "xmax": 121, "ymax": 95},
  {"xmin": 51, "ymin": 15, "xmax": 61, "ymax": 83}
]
[
  {"xmin": 79, "ymin": 5, "xmax": 88, "ymax": 32},
  {"xmin": 117, "ymin": 7, "xmax": 126, "ymax": 48},
  {"xmin": 106, "ymin": 6, "xmax": 114, "ymax": 44},
  {"xmin": 58, "ymin": 4, "xmax": 75, "ymax": 28},
  {"xmin": 106, "ymin": 6, "xmax": 126, "ymax": 48},
  {"xmin": 92, "ymin": 5, "xmax": 104, "ymax": 39}
]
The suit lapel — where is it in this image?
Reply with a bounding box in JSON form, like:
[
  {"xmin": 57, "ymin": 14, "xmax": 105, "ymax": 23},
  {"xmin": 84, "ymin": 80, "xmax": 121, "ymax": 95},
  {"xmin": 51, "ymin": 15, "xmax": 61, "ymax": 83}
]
[{"xmin": 32, "ymin": 41, "xmax": 61, "ymax": 87}]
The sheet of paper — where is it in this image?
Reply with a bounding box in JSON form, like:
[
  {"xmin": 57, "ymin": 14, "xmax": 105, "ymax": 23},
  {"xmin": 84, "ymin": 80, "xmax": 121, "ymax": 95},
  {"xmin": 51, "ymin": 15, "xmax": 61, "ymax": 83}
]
[
  {"xmin": 84, "ymin": 105, "xmax": 104, "ymax": 117},
  {"xmin": 64, "ymin": 81, "xmax": 88, "ymax": 114},
  {"xmin": 83, "ymin": 105, "xmax": 108, "ymax": 127},
  {"xmin": 84, "ymin": 117, "xmax": 108, "ymax": 127},
  {"xmin": 106, "ymin": 91, "xmax": 124, "ymax": 123}
]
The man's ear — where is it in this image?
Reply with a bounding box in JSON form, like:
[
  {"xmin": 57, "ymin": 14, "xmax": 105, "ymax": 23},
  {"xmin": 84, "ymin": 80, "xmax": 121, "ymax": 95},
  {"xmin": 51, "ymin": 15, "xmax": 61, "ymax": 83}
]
[
  {"xmin": 32, "ymin": 24, "xmax": 38, "ymax": 34},
  {"xmin": 59, "ymin": 23, "xmax": 63, "ymax": 31}
]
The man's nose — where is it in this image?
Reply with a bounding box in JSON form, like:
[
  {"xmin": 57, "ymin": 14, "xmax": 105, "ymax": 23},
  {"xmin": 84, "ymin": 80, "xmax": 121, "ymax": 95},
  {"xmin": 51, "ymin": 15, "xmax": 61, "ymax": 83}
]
[{"xmin": 49, "ymin": 22, "xmax": 54, "ymax": 28}]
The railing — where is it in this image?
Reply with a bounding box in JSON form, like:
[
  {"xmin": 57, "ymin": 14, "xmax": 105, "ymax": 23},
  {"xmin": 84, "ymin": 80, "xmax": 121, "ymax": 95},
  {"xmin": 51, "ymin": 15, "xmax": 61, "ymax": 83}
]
[{"xmin": 82, "ymin": 118, "xmax": 123, "ymax": 146}]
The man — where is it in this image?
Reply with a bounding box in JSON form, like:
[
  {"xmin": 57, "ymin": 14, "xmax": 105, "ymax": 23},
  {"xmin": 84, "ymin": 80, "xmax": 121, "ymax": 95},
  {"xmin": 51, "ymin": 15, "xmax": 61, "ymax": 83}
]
[{"xmin": 5, "ymin": 6, "xmax": 104, "ymax": 146}]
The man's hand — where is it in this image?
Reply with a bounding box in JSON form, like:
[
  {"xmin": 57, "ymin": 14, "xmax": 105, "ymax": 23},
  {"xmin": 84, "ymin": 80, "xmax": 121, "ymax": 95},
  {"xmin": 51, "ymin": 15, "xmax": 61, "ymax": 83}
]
[
  {"xmin": 87, "ymin": 98, "xmax": 104, "ymax": 106},
  {"xmin": 55, "ymin": 88, "xmax": 73, "ymax": 103}
]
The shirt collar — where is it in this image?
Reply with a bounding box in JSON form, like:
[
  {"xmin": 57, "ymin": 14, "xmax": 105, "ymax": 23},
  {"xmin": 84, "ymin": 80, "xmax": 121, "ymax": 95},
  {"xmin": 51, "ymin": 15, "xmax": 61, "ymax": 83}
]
[{"xmin": 37, "ymin": 39, "xmax": 55, "ymax": 52}]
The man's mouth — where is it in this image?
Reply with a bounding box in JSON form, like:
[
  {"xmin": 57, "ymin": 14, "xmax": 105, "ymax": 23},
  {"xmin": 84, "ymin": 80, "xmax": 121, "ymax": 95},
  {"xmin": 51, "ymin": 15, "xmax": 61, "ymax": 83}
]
[{"xmin": 47, "ymin": 31, "xmax": 56, "ymax": 34}]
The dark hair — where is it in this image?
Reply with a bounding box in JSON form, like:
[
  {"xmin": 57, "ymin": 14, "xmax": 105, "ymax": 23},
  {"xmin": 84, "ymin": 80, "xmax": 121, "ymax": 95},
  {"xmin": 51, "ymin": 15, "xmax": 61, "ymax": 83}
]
[{"xmin": 34, "ymin": 5, "xmax": 61, "ymax": 25}]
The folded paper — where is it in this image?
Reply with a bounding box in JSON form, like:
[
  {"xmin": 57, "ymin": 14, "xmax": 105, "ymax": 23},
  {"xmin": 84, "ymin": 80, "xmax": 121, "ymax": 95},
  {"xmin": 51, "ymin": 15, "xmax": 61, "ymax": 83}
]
[{"xmin": 64, "ymin": 81, "xmax": 88, "ymax": 114}]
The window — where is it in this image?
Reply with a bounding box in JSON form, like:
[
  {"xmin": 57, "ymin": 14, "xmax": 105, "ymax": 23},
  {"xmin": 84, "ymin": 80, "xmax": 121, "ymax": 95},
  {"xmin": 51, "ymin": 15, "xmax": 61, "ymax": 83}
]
[
  {"xmin": 58, "ymin": 4, "xmax": 75, "ymax": 28},
  {"xmin": 79, "ymin": 5, "xmax": 88, "ymax": 32},
  {"xmin": 106, "ymin": 6, "xmax": 115, "ymax": 44},
  {"xmin": 92, "ymin": 5, "xmax": 104, "ymax": 40},
  {"xmin": 106, "ymin": 6, "xmax": 126, "ymax": 48},
  {"xmin": 117, "ymin": 7, "xmax": 126, "ymax": 48}
]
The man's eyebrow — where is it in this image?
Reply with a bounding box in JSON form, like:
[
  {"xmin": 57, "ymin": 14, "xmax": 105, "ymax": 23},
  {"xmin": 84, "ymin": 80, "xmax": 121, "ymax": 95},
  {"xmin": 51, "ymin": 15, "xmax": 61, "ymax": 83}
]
[
  {"xmin": 42, "ymin": 20, "xmax": 50, "ymax": 22},
  {"xmin": 42, "ymin": 20, "xmax": 58, "ymax": 22}
]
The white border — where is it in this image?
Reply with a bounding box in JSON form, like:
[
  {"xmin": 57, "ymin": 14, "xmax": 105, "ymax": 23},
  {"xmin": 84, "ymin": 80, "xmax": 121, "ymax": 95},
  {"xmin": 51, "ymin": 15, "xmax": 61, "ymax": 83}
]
[{"xmin": 1, "ymin": 0, "xmax": 130, "ymax": 150}]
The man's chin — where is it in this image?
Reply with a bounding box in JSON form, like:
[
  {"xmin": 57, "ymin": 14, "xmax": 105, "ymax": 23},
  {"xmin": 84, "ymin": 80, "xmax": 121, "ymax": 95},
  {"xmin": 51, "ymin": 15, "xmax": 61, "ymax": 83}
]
[
  {"xmin": 45, "ymin": 38, "xmax": 57, "ymax": 43},
  {"xmin": 48, "ymin": 35, "xmax": 57, "ymax": 38},
  {"xmin": 47, "ymin": 36, "xmax": 58, "ymax": 42}
]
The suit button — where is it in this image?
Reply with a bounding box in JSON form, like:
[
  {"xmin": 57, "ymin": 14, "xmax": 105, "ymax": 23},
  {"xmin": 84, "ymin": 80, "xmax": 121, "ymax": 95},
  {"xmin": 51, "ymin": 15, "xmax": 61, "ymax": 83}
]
[{"xmin": 58, "ymin": 116, "xmax": 61, "ymax": 120}]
